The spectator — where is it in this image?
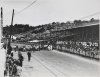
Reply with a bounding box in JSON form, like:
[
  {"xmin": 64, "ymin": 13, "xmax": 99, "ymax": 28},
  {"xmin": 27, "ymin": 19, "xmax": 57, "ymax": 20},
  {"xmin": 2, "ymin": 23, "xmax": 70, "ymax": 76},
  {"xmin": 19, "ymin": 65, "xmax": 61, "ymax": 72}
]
[
  {"xmin": 27, "ymin": 51, "xmax": 31, "ymax": 62},
  {"xmin": 18, "ymin": 53, "xmax": 24, "ymax": 67},
  {"xmin": 23, "ymin": 46, "xmax": 26, "ymax": 52},
  {"xmin": 7, "ymin": 43, "xmax": 12, "ymax": 55},
  {"xmin": 11, "ymin": 51, "xmax": 14, "ymax": 57}
]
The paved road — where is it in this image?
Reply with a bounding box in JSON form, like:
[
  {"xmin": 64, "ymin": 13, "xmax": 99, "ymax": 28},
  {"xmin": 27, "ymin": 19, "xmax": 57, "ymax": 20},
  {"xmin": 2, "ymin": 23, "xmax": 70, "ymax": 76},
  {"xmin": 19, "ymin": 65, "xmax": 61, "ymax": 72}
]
[{"xmin": 21, "ymin": 50, "xmax": 100, "ymax": 77}]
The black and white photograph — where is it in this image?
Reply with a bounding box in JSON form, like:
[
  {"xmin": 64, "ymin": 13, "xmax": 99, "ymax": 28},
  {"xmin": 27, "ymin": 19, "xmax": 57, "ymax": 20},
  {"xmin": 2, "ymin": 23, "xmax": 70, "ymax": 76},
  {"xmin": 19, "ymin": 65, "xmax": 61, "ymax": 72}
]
[{"xmin": 0, "ymin": 0, "xmax": 100, "ymax": 77}]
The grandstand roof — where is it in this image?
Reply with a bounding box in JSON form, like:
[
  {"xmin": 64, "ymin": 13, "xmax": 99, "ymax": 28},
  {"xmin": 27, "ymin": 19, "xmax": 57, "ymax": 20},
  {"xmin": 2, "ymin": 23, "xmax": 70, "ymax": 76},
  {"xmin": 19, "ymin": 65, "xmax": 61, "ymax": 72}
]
[{"xmin": 51, "ymin": 20, "xmax": 99, "ymax": 32}]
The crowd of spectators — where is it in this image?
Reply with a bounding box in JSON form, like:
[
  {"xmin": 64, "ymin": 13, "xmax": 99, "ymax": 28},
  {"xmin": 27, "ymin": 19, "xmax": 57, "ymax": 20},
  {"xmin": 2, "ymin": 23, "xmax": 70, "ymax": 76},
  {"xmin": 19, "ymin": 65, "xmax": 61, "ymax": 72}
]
[
  {"xmin": 55, "ymin": 41, "xmax": 99, "ymax": 58},
  {"xmin": 4, "ymin": 43, "xmax": 24, "ymax": 77}
]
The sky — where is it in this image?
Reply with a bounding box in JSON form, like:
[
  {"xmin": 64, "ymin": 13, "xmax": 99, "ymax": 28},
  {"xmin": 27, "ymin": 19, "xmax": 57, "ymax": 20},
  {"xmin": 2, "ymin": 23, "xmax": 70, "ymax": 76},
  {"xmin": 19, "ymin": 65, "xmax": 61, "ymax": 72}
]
[{"xmin": 0, "ymin": 0, "xmax": 100, "ymax": 26}]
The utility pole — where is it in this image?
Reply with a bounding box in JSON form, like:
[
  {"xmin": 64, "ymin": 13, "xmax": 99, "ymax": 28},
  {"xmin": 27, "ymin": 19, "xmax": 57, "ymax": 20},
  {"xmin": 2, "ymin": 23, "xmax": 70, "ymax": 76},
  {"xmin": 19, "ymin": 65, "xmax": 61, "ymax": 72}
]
[
  {"xmin": 98, "ymin": 20, "xmax": 100, "ymax": 52},
  {"xmin": 9, "ymin": 9, "xmax": 14, "ymax": 44},
  {"xmin": 0, "ymin": 7, "xmax": 3, "ymax": 43},
  {"xmin": 0, "ymin": 7, "xmax": 6, "ymax": 77}
]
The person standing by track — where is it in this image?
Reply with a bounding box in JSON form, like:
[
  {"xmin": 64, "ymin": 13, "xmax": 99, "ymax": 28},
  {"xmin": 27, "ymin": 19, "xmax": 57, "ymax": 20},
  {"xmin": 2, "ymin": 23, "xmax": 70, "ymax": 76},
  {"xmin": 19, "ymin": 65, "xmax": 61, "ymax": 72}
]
[
  {"xmin": 27, "ymin": 51, "xmax": 31, "ymax": 62},
  {"xmin": 18, "ymin": 52, "xmax": 24, "ymax": 67}
]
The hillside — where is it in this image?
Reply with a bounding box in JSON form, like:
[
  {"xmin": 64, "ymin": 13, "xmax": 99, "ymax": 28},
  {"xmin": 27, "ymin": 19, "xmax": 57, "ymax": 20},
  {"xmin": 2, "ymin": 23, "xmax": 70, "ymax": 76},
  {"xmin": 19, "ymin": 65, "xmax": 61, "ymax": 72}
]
[{"xmin": 3, "ymin": 18, "xmax": 99, "ymax": 42}]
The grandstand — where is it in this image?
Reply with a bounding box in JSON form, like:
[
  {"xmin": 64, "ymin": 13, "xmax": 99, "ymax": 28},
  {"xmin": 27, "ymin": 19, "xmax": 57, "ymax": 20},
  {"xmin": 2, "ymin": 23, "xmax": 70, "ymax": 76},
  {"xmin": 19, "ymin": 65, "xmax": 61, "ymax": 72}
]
[
  {"xmin": 48, "ymin": 20, "xmax": 99, "ymax": 59},
  {"xmin": 50, "ymin": 20, "xmax": 99, "ymax": 42}
]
